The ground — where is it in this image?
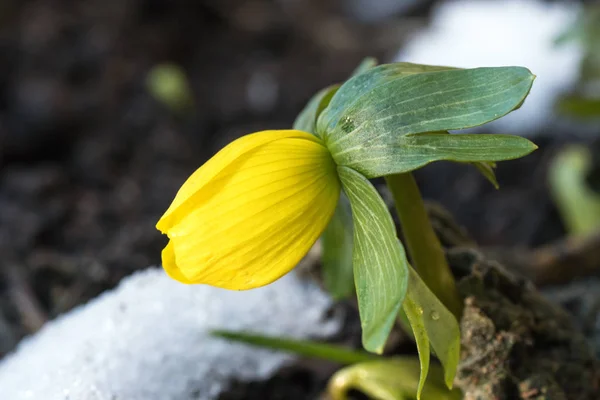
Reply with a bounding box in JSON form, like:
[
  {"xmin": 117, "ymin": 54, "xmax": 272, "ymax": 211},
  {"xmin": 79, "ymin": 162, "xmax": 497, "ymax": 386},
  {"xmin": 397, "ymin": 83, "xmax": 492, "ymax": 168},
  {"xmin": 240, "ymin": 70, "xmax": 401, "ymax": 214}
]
[{"xmin": 0, "ymin": 1, "xmax": 598, "ymax": 399}]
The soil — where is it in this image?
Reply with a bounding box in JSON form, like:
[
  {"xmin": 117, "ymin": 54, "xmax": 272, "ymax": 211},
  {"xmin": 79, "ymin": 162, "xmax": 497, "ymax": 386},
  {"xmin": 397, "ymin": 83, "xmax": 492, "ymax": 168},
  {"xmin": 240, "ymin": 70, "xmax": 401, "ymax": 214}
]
[
  {"xmin": 219, "ymin": 366, "xmax": 330, "ymax": 400},
  {"xmin": 2, "ymin": 1, "xmax": 600, "ymax": 399},
  {"xmin": 451, "ymin": 249, "xmax": 600, "ymax": 400},
  {"xmin": 0, "ymin": 0, "xmax": 399, "ymax": 357}
]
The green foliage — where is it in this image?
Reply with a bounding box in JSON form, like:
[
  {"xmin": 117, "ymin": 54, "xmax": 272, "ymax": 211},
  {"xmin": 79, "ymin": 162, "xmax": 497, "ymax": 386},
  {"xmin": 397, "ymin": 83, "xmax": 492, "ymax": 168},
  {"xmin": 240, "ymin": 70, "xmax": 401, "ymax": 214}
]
[
  {"xmin": 211, "ymin": 330, "xmax": 378, "ymax": 365},
  {"xmin": 548, "ymin": 145, "xmax": 600, "ymax": 235},
  {"xmin": 327, "ymin": 357, "xmax": 462, "ymax": 400},
  {"xmin": 555, "ymin": 5, "xmax": 600, "ymax": 82},
  {"xmin": 293, "ymin": 55, "xmax": 378, "ymax": 136},
  {"xmin": 212, "ymin": 330, "xmax": 461, "ymax": 400},
  {"xmin": 146, "ymin": 63, "xmax": 194, "ymax": 114},
  {"xmin": 421, "ymin": 131, "xmax": 501, "ymax": 188},
  {"xmin": 402, "ymin": 290, "xmax": 430, "ymax": 398},
  {"xmin": 338, "ymin": 166, "xmax": 409, "ymax": 354},
  {"xmin": 555, "ymin": 5, "xmax": 600, "ymax": 119},
  {"xmin": 321, "ymin": 194, "xmax": 355, "ymax": 299},
  {"xmin": 404, "ymin": 267, "xmax": 461, "ymax": 391},
  {"xmin": 557, "ymin": 97, "xmax": 600, "ymax": 119},
  {"xmin": 289, "ymin": 59, "xmax": 537, "ymax": 396},
  {"xmin": 293, "ymin": 85, "xmax": 339, "ymax": 136},
  {"xmin": 351, "ymin": 57, "xmax": 379, "ymax": 76},
  {"xmin": 472, "ymin": 161, "xmax": 499, "ymax": 189},
  {"xmin": 373, "ymin": 132, "xmax": 535, "ymax": 175},
  {"xmin": 385, "ymin": 172, "xmax": 462, "ymax": 318},
  {"xmin": 293, "ymin": 82, "xmax": 353, "ymax": 300},
  {"xmin": 318, "ymin": 63, "xmax": 457, "ymax": 140},
  {"xmin": 318, "ymin": 64, "xmax": 536, "ymax": 178}
]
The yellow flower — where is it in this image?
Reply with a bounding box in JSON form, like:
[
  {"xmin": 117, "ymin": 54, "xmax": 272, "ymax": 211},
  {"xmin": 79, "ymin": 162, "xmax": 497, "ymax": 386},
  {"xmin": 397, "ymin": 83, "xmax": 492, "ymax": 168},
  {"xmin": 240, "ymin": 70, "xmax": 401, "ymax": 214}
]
[{"xmin": 156, "ymin": 130, "xmax": 341, "ymax": 289}]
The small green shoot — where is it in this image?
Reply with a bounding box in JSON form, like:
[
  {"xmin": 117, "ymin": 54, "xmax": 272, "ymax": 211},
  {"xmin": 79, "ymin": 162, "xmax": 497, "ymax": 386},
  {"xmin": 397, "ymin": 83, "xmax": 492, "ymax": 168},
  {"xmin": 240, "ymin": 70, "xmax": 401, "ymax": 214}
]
[
  {"xmin": 211, "ymin": 330, "xmax": 378, "ymax": 365},
  {"xmin": 146, "ymin": 63, "xmax": 195, "ymax": 114},
  {"xmin": 328, "ymin": 358, "xmax": 462, "ymax": 400},
  {"xmin": 548, "ymin": 145, "xmax": 600, "ymax": 235}
]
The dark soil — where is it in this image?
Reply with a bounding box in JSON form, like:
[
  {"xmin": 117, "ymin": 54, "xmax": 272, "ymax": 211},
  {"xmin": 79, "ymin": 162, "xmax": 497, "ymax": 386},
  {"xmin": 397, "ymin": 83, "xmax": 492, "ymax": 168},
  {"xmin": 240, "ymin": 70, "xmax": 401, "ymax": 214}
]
[
  {"xmin": 0, "ymin": 0, "xmax": 399, "ymax": 357},
  {"xmin": 219, "ymin": 366, "xmax": 330, "ymax": 400},
  {"xmin": 451, "ymin": 249, "xmax": 600, "ymax": 400},
  {"xmin": 2, "ymin": 1, "xmax": 600, "ymax": 399}
]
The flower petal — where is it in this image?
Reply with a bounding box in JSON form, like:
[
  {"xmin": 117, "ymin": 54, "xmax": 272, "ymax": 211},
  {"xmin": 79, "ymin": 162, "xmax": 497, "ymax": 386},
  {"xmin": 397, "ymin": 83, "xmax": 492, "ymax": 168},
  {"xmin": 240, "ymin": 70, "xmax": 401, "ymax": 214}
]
[
  {"xmin": 161, "ymin": 241, "xmax": 192, "ymax": 283},
  {"xmin": 161, "ymin": 132, "xmax": 340, "ymax": 289},
  {"xmin": 156, "ymin": 130, "xmax": 321, "ymax": 233}
]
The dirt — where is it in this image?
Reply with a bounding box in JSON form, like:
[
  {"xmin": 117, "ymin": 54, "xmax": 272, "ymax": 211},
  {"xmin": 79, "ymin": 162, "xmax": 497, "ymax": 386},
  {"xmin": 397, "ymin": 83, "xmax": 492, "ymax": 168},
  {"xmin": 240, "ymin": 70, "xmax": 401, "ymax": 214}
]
[
  {"xmin": 2, "ymin": 0, "xmax": 600, "ymax": 399},
  {"xmin": 219, "ymin": 366, "xmax": 330, "ymax": 400},
  {"xmin": 0, "ymin": 0, "xmax": 394, "ymax": 358},
  {"xmin": 544, "ymin": 278, "xmax": 600, "ymax": 359},
  {"xmin": 451, "ymin": 249, "xmax": 600, "ymax": 400}
]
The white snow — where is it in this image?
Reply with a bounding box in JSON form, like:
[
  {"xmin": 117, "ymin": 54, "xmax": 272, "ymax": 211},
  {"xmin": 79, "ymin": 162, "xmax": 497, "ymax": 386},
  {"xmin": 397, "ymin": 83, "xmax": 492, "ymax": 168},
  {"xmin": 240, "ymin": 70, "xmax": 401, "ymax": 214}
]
[
  {"xmin": 0, "ymin": 268, "xmax": 340, "ymax": 400},
  {"xmin": 396, "ymin": 0, "xmax": 583, "ymax": 135}
]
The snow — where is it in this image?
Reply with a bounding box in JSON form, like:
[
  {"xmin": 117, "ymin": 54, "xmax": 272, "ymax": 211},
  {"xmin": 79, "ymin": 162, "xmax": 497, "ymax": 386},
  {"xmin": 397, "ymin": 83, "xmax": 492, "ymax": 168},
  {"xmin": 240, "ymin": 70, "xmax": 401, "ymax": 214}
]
[
  {"xmin": 0, "ymin": 268, "xmax": 340, "ymax": 400},
  {"xmin": 396, "ymin": 0, "xmax": 583, "ymax": 135}
]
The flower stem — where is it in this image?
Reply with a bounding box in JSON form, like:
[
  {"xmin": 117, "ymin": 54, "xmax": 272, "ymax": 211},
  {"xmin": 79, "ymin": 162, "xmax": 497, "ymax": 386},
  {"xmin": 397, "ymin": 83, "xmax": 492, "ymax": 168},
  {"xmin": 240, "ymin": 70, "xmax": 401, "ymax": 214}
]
[{"xmin": 385, "ymin": 172, "xmax": 462, "ymax": 318}]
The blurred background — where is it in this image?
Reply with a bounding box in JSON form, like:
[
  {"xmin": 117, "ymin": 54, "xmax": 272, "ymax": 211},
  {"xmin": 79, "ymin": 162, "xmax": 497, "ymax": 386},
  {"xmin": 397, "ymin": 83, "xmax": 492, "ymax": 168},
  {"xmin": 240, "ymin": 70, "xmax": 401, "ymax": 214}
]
[{"xmin": 0, "ymin": 0, "xmax": 598, "ymax": 361}]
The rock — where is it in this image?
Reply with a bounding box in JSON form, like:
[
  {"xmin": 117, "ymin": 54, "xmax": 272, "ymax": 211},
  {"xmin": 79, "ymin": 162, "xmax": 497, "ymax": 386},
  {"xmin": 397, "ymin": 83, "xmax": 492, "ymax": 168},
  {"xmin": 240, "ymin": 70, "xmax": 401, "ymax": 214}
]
[
  {"xmin": 396, "ymin": 0, "xmax": 583, "ymax": 136},
  {"xmin": 0, "ymin": 268, "xmax": 340, "ymax": 400}
]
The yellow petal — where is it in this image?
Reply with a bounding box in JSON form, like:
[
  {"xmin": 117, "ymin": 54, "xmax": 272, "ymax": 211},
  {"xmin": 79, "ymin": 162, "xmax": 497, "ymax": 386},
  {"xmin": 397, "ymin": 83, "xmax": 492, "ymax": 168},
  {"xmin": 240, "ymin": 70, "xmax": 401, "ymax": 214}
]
[
  {"xmin": 161, "ymin": 241, "xmax": 192, "ymax": 283},
  {"xmin": 156, "ymin": 130, "xmax": 321, "ymax": 233},
  {"xmin": 159, "ymin": 130, "xmax": 340, "ymax": 289}
]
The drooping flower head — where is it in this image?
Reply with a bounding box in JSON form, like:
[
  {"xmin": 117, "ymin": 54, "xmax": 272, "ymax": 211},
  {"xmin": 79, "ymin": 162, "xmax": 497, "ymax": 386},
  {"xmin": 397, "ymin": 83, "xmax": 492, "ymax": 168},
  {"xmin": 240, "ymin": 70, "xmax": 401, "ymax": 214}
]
[
  {"xmin": 156, "ymin": 62, "xmax": 538, "ymax": 359},
  {"xmin": 156, "ymin": 130, "xmax": 340, "ymax": 290}
]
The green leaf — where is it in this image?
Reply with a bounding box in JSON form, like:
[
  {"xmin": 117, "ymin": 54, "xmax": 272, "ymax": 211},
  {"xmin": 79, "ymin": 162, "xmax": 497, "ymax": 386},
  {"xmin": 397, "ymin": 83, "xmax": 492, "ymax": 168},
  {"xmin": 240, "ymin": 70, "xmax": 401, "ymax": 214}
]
[
  {"xmin": 430, "ymin": 131, "xmax": 500, "ymax": 188},
  {"xmin": 472, "ymin": 161, "xmax": 499, "ymax": 189},
  {"xmin": 402, "ymin": 287, "xmax": 430, "ymax": 399},
  {"xmin": 319, "ymin": 63, "xmax": 457, "ymax": 135},
  {"xmin": 351, "ymin": 57, "xmax": 379, "ymax": 76},
  {"xmin": 293, "ymin": 85, "xmax": 339, "ymax": 136},
  {"xmin": 548, "ymin": 145, "xmax": 600, "ymax": 235},
  {"xmin": 335, "ymin": 132, "xmax": 536, "ymax": 178},
  {"xmin": 318, "ymin": 65, "xmax": 536, "ymax": 178},
  {"xmin": 327, "ymin": 357, "xmax": 462, "ymax": 400},
  {"xmin": 403, "ymin": 132, "xmax": 536, "ymax": 167},
  {"xmin": 302, "ymin": 58, "xmax": 380, "ymax": 301},
  {"xmin": 212, "ymin": 330, "xmax": 378, "ymax": 365},
  {"xmin": 557, "ymin": 96, "xmax": 600, "ymax": 119},
  {"xmin": 293, "ymin": 56, "xmax": 379, "ymax": 136},
  {"xmin": 338, "ymin": 166, "xmax": 409, "ymax": 353},
  {"xmin": 294, "ymin": 84, "xmax": 349, "ymax": 300},
  {"xmin": 322, "ymin": 193, "xmax": 355, "ymax": 299},
  {"xmin": 404, "ymin": 266, "xmax": 461, "ymax": 389}
]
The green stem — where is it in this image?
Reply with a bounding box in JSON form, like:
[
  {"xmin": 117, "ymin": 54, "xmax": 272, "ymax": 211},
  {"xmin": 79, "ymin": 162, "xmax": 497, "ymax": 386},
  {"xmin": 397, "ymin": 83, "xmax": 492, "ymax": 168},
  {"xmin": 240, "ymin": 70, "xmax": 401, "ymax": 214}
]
[{"xmin": 385, "ymin": 172, "xmax": 462, "ymax": 318}]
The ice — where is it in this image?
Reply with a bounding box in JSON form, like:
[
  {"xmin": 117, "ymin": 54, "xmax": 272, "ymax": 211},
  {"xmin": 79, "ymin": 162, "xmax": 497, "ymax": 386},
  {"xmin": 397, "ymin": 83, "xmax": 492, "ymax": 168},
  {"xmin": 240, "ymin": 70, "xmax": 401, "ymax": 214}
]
[
  {"xmin": 396, "ymin": 0, "xmax": 583, "ymax": 135},
  {"xmin": 0, "ymin": 268, "xmax": 340, "ymax": 400}
]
